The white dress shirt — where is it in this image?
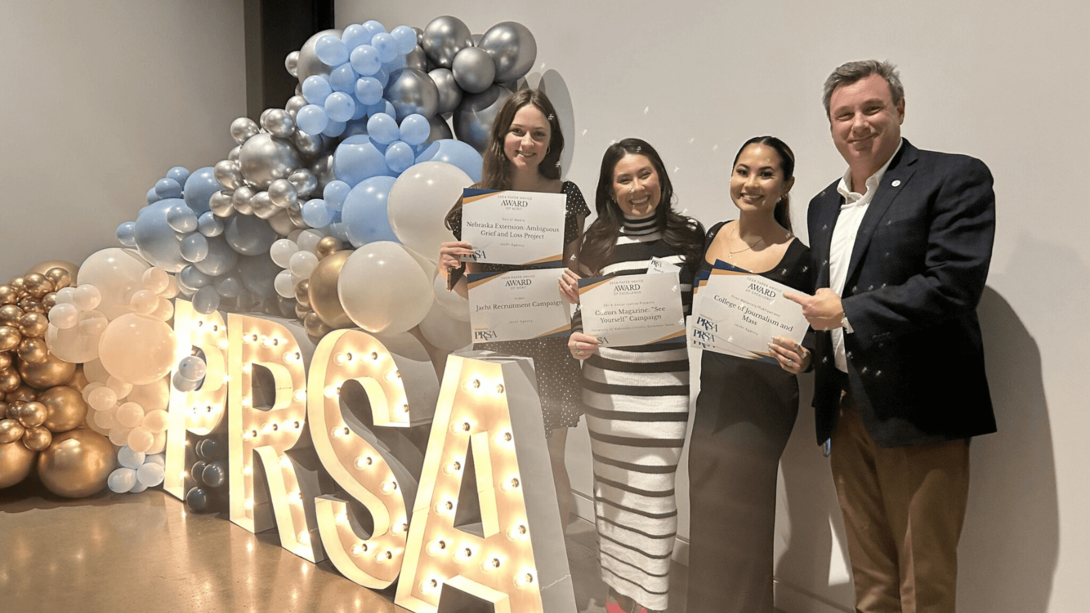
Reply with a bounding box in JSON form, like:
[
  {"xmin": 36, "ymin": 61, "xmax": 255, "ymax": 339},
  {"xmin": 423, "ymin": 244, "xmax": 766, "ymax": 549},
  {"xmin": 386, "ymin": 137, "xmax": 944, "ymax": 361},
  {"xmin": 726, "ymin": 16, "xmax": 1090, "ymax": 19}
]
[{"xmin": 829, "ymin": 139, "xmax": 903, "ymax": 372}]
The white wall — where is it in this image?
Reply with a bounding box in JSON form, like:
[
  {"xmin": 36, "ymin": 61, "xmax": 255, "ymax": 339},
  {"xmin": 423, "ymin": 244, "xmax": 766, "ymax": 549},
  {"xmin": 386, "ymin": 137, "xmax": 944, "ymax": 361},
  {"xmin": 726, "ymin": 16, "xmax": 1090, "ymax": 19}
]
[
  {"xmin": 338, "ymin": 2, "xmax": 1089, "ymax": 612},
  {"xmin": 0, "ymin": 1, "xmax": 247, "ymax": 282}
]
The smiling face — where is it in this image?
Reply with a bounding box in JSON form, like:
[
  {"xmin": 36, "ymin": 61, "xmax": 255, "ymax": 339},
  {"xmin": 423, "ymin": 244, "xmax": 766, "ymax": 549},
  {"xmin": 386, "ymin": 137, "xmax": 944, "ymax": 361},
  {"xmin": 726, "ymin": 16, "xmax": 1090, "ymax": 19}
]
[
  {"xmin": 503, "ymin": 104, "xmax": 551, "ymax": 175},
  {"xmin": 829, "ymin": 73, "xmax": 905, "ymax": 181},
  {"xmin": 611, "ymin": 153, "xmax": 661, "ymax": 218},
  {"xmin": 730, "ymin": 144, "xmax": 793, "ymax": 215}
]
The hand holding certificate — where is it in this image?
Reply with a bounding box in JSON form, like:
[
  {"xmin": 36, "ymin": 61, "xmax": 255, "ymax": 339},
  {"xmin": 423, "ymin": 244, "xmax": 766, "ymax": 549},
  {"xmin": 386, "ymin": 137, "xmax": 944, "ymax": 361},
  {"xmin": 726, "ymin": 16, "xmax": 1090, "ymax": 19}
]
[
  {"xmin": 468, "ymin": 268, "xmax": 570, "ymax": 343},
  {"xmin": 690, "ymin": 260, "xmax": 808, "ymax": 358},
  {"xmin": 578, "ymin": 272, "xmax": 685, "ymax": 347},
  {"xmin": 459, "ymin": 189, "xmax": 567, "ymax": 266}
]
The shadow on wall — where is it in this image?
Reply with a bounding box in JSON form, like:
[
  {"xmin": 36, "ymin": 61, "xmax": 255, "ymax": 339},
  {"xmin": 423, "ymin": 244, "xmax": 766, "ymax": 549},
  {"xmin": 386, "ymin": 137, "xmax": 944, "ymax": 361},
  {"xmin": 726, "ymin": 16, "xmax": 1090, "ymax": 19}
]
[
  {"xmin": 958, "ymin": 286, "xmax": 1058, "ymax": 613},
  {"xmin": 530, "ymin": 70, "xmax": 576, "ymax": 183}
]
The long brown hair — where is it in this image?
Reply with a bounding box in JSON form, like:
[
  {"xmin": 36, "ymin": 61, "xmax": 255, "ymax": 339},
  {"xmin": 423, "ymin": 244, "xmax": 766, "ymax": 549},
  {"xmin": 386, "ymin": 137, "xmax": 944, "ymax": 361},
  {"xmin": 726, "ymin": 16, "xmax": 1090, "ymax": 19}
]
[
  {"xmin": 445, "ymin": 89, "xmax": 565, "ymax": 231},
  {"xmin": 733, "ymin": 136, "xmax": 795, "ymax": 232},
  {"xmin": 580, "ymin": 138, "xmax": 704, "ymax": 275}
]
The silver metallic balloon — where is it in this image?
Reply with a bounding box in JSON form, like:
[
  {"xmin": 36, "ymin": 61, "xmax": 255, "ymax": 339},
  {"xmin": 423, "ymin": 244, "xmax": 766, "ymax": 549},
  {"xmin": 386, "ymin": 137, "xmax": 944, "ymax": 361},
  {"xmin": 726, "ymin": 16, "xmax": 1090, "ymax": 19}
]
[
  {"xmin": 421, "ymin": 16, "xmax": 473, "ymax": 69},
  {"xmin": 292, "ymin": 129, "xmax": 324, "ymax": 158},
  {"xmin": 426, "ymin": 114, "xmax": 455, "ymax": 146},
  {"xmin": 209, "ymin": 190, "xmax": 236, "ymax": 217},
  {"xmin": 405, "ymin": 45, "xmax": 428, "ymax": 72},
  {"xmin": 249, "ymin": 191, "xmax": 278, "ymax": 219},
  {"xmin": 262, "ymin": 109, "xmax": 296, "ymax": 138},
  {"xmin": 228, "ymin": 145, "xmax": 241, "ymax": 162},
  {"xmin": 295, "ymin": 29, "xmax": 343, "ymax": 83},
  {"xmin": 232, "ymin": 185, "xmax": 256, "ymax": 215},
  {"xmin": 214, "ymin": 159, "xmax": 243, "ymax": 190},
  {"xmin": 285, "ymin": 51, "xmax": 299, "ymax": 78},
  {"xmin": 230, "ymin": 118, "xmax": 260, "ymax": 145},
  {"xmin": 268, "ymin": 179, "xmax": 298, "ymax": 208},
  {"xmin": 385, "ymin": 68, "xmax": 440, "ymax": 121},
  {"xmin": 285, "ymin": 95, "xmax": 307, "ymax": 120},
  {"xmin": 429, "ymin": 68, "xmax": 463, "ymax": 115},
  {"xmin": 478, "ymin": 22, "xmax": 537, "ymax": 83},
  {"xmin": 451, "ymin": 47, "xmax": 496, "ymax": 94},
  {"xmin": 286, "ymin": 204, "xmax": 308, "ymax": 229},
  {"xmin": 414, "ymin": 26, "xmax": 424, "ymax": 45},
  {"xmin": 238, "ymin": 133, "xmax": 302, "ymax": 189},
  {"xmin": 453, "ymin": 85, "xmax": 512, "ymax": 152},
  {"xmin": 471, "ymin": 34, "xmax": 483, "ymax": 47},
  {"xmin": 268, "ymin": 210, "xmax": 296, "ymax": 235},
  {"xmin": 287, "ymin": 169, "xmax": 318, "ymax": 199},
  {"xmin": 308, "ymin": 154, "xmax": 336, "ymax": 193}
]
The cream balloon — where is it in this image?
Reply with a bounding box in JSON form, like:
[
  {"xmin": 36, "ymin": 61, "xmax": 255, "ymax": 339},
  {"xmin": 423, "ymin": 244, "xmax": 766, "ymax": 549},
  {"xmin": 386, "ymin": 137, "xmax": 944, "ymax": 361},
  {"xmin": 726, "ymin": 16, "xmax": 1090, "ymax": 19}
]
[
  {"xmin": 387, "ymin": 162, "xmax": 473, "ymax": 259},
  {"xmin": 76, "ymin": 249, "xmax": 150, "ymax": 320},
  {"xmin": 432, "ymin": 273, "xmax": 471, "ymax": 322},
  {"xmin": 98, "ymin": 314, "xmax": 177, "ymax": 385},
  {"xmin": 418, "ymin": 300, "xmax": 472, "ymax": 352},
  {"xmin": 337, "ymin": 242, "xmax": 433, "ymax": 334}
]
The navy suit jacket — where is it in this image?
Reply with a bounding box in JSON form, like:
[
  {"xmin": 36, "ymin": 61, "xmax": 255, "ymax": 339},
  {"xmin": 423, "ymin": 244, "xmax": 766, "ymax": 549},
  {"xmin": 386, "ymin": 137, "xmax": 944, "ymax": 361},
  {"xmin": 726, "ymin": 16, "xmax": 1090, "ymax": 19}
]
[{"xmin": 808, "ymin": 139, "xmax": 997, "ymax": 447}]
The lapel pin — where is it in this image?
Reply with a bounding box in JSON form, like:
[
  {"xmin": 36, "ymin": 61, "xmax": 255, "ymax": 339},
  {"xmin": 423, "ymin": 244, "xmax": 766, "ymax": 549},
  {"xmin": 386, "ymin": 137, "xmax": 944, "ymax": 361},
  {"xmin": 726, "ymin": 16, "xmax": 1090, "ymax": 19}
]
[{"xmin": 891, "ymin": 180, "xmax": 902, "ymax": 187}]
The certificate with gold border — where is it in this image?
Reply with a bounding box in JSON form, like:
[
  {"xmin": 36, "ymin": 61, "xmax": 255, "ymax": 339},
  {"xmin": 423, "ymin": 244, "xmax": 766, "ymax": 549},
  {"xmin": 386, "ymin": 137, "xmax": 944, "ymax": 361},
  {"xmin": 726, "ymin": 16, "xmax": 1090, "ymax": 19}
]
[
  {"xmin": 467, "ymin": 269, "xmax": 570, "ymax": 343},
  {"xmin": 459, "ymin": 189, "xmax": 566, "ymax": 266},
  {"xmin": 578, "ymin": 271, "xmax": 685, "ymax": 347}
]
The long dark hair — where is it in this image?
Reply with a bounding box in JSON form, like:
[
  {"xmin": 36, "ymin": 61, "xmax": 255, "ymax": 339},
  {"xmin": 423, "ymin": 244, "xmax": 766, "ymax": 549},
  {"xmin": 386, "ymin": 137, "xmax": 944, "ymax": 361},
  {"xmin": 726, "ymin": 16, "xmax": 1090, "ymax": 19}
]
[
  {"xmin": 445, "ymin": 88, "xmax": 565, "ymax": 231},
  {"xmin": 733, "ymin": 136, "xmax": 795, "ymax": 232},
  {"xmin": 580, "ymin": 138, "xmax": 704, "ymax": 275}
]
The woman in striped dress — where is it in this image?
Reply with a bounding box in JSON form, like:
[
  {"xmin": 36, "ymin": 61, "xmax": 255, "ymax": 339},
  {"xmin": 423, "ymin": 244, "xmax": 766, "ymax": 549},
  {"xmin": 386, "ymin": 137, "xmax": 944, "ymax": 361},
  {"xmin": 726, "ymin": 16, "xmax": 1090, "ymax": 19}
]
[{"xmin": 567, "ymin": 138, "xmax": 703, "ymax": 613}]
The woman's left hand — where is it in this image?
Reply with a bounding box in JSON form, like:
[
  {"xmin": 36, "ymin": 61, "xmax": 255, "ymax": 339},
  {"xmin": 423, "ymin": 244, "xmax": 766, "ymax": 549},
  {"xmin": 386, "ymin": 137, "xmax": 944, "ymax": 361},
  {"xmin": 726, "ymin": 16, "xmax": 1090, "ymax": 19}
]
[
  {"xmin": 769, "ymin": 336, "xmax": 810, "ymax": 374},
  {"xmin": 559, "ymin": 269, "xmax": 581, "ymax": 304}
]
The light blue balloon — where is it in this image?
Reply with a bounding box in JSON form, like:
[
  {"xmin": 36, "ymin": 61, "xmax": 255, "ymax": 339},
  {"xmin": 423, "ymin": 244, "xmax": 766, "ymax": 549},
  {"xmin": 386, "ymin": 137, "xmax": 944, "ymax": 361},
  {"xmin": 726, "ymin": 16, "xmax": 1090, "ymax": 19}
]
[
  {"xmin": 146, "ymin": 187, "xmax": 160, "ymax": 204},
  {"xmin": 385, "ymin": 141, "xmax": 415, "ymax": 174},
  {"xmin": 156, "ymin": 178, "xmax": 183, "ymax": 199},
  {"xmin": 328, "ymin": 221, "xmax": 351, "ymax": 242},
  {"xmin": 329, "ymin": 63, "xmax": 358, "ymax": 93},
  {"xmin": 181, "ymin": 233, "xmax": 210, "ymax": 262},
  {"xmin": 167, "ymin": 203, "xmax": 198, "ymax": 232},
  {"xmin": 341, "ymin": 175, "xmax": 399, "ymax": 247},
  {"xmin": 134, "ymin": 199, "xmax": 187, "ymax": 272},
  {"xmin": 108, "ymin": 468, "xmax": 138, "ymax": 494},
  {"xmin": 303, "ymin": 199, "xmax": 334, "ymax": 228},
  {"xmin": 366, "ymin": 99, "xmax": 396, "ymax": 119},
  {"xmin": 173, "ymin": 371, "xmax": 199, "ymax": 392},
  {"xmin": 373, "ymin": 67, "xmax": 390, "ymax": 88},
  {"xmin": 197, "ymin": 211, "xmax": 224, "ymax": 237},
  {"xmin": 367, "ymin": 113, "xmax": 399, "ymax": 144},
  {"xmin": 178, "ymin": 356, "xmax": 207, "ymax": 381},
  {"xmin": 361, "ymin": 20, "xmax": 386, "ymax": 38},
  {"xmin": 238, "ymin": 254, "xmax": 280, "ymax": 299},
  {"xmin": 322, "ymin": 119, "xmax": 347, "ymax": 137},
  {"xmin": 118, "ymin": 445, "xmax": 146, "ymax": 470},
  {"xmin": 372, "ymin": 33, "xmax": 398, "ymax": 62},
  {"xmin": 415, "ymin": 139, "xmax": 484, "ymax": 183},
  {"xmin": 192, "ymin": 285, "xmax": 221, "ymax": 314},
  {"xmin": 323, "ymin": 180, "xmax": 351, "ymax": 211},
  {"xmin": 302, "ymin": 75, "xmax": 333, "ymax": 105},
  {"xmin": 391, "ymin": 26, "xmax": 417, "ymax": 54},
  {"xmin": 333, "ymin": 137, "xmax": 392, "ymax": 186},
  {"xmin": 355, "ymin": 77, "xmax": 384, "ymax": 105},
  {"xmin": 213, "ymin": 272, "xmax": 243, "ymax": 298},
  {"xmin": 167, "ymin": 166, "xmax": 191, "ymax": 186},
  {"xmin": 325, "ymin": 92, "xmax": 356, "ymax": 122},
  {"xmin": 225, "ymin": 214, "xmax": 278, "ymax": 255},
  {"xmin": 351, "ymin": 97, "xmax": 369, "ymax": 120},
  {"xmin": 183, "ymin": 167, "xmax": 220, "ymax": 215},
  {"xmin": 344, "ymin": 117, "xmax": 369, "ymax": 138},
  {"xmin": 180, "ymin": 265, "xmax": 212, "ymax": 288},
  {"xmin": 117, "ymin": 221, "xmax": 137, "ymax": 247},
  {"xmin": 350, "ymin": 45, "xmax": 381, "ymax": 76},
  {"xmin": 382, "ymin": 53, "xmax": 406, "ymax": 73},
  {"xmin": 342, "ymin": 24, "xmax": 370, "ymax": 50},
  {"xmin": 315, "ymin": 35, "xmax": 349, "ymax": 66},
  {"xmin": 297, "ymin": 104, "xmax": 329, "ymax": 135},
  {"xmin": 399, "ymin": 114, "xmax": 430, "ymax": 146},
  {"xmin": 193, "ymin": 235, "xmax": 239, "ymax": 276}
]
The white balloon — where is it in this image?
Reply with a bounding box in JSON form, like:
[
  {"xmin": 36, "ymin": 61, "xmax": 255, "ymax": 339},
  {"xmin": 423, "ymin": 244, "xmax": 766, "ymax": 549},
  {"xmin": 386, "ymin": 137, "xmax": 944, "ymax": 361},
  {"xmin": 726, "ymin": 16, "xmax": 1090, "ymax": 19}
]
[
  {"xmin": 418, "ymin": 300, "xmax": 472, "ymax": 351},
  {"xmin": 337, "ymin": 242, "xmax": 433, "ymax": 334},
  {"xmin": 387, "ymin": 161, "xmax": 473, "ymax": 258},
  {"xmin": 432, "ymin": 272, "xmax": 471, "ymax": 322},
  {"xmin": 274, "ymin": 269, "xmax": 297, "ymax": 298},
  {"xmin": 137, "ymin": 462, "xmax": 166, "ymax": 487},
  {"xmin": 108, "ymin": 468, "xmax": 138, "ymax": 493},
  {"xmin": 288, "ymin": 251, "xmax": 319, "ymax": 278},
  {"xmin": 296, "ymin": 229, "xmax": 325, "ymax": 253},
  {"xmin": 76, "ymin": 249, "xmax": 150, "ymax": 320},
  {"xmin": 270, "ymin": 239, "xmax": 299, "ymax": 268}
]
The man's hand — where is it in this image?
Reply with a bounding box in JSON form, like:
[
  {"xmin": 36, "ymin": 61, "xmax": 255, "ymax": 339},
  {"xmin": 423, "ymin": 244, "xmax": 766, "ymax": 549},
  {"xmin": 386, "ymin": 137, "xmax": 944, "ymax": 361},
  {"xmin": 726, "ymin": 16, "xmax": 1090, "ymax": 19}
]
[{"xmin": 784, "ymin": 288, "xmax": 845, "ymax": 331}]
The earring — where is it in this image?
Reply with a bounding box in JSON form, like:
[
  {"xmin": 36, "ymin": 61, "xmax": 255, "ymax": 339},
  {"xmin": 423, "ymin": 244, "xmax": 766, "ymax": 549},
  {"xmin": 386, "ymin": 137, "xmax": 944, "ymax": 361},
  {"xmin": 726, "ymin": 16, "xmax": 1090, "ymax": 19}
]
[{"xmin": 546, "ymin": 146, "xmax": 551, "ymax": 155}]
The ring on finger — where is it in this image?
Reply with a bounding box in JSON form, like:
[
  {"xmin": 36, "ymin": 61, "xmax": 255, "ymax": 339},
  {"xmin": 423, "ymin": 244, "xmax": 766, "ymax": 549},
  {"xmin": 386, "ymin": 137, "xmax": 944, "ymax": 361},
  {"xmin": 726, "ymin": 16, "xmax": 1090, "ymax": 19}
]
[{"xmin": 786, "ymin": 358, "xmax": 794, "ymax": 366}]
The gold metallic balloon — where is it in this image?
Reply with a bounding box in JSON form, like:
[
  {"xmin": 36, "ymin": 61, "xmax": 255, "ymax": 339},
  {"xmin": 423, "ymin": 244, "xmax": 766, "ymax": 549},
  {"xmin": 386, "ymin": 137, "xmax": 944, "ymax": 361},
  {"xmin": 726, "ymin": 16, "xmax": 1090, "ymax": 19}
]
[
  {"xmin": 23, "ymin": 425, "xmax": 52, "ymax": 451},
  {"xmin": 17, "ymin": 351, "xmax": 76, "ymax": 388},
  {"xmin": 295, "ymin": 278, "xmax": 311, "ymax": 308},
  {"xmin": 0, "ymin": 286, "xmax": 17, "ymax": 305},
  {"xmin": 41, "ymin": 292, "xmax": 57, "ymax": 309},
  {"xmin": 39, "ymin": 386, "xmax": 87, "ymax": 433},
  {"xmin": 37, "ymin": 429, "xmax": 117, "ymax": 498},
  {"xmin": 16, "ymin": 401, "xmax": 47, "ymax": 428},
  {"xmin": 0, "ymin": 368, "xmax": 20, "ymax": 393},
  {"xmin": 23, "ymin": 273, "xmax": 53, "ymax": 299},
  {"xmin": 0, "ymin": 351, "xmax": 11, "ymax": 370},
  {"xmin": 30, "ymin": 260, "xmax": 79, "ymax": 285},
  {"xmin": 69, "ymin": 366, "xmax": 90, "ymax": 392},
  {"xmin": 0, "ymin": 305, "xmax": 22, "ymax": 326},
  {"xmin": 44, "ymin": 267, "xmax": 74, "ymax": 291},
  {"xmin": 0, "ymin": 401, "xmax": 8, "ymax": 419},
  {"xmin": 6, "ymin": 385, "xmax": 36, "ymax": 403},
  {"xmin": 0, "ymin": 440, "xmax": 37, "ymax": 489},
  {"xmin": 9, "ymin": 277, "xmax": 26, "ymax": 293},
  {"xmin": 307, "ymin": 250, "xmax": 354, "ymax": 328},
  {"xmin": 18, "ymin": 298, "xmax": 44, "ymax": 314},
  {"xmin": 315, "ymin": 236, "xmax": 344, "ymax": 260},
  {"xmin": 0, "ymin": 326, "xmax": 20, "ymax": 352},
  {"xmin": 303, "ymin": 312, "xmax": 333, "ymax": 339},
  {"xmin": 0, "ymin": 419, "xmax": 25, "ymax": 444},
  {"xmin": 294, "ymin": 303, "xmax": 310, "ymax": 320},
  {"xmin": 17, "ymin": 337, "xmax": 48, "ymax": 364},
  {"xmin": 18, "ymin": 312, "xmax": 48, "ymax": 338}
]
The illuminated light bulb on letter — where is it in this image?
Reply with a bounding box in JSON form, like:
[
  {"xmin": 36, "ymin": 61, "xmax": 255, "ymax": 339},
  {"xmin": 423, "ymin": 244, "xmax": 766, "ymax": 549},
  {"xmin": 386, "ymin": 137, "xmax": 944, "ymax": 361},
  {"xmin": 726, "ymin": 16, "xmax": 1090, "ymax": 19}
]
[
  {"xmin": 515, "ymin": 570, "xmax": 536, "ymax": 589},
  {"xmin": 426, "ymin": 539, "xmax": 448, "ymax": 556},
  {"xmin": 324, "ymin": 385, "xmax": 340, "ymax": 398},
  {"xmin": 435, "ymin": 499, "xmax": 455, "ymax": 515},
  {"xmin": 244, "ymin": 499, "xmax": 254, "ymax": 511},
  {"xmin": 442, "ymin": 460, "xmax": 462, "ymax": 475},
  {"xmin": 242, "ymin": 364, "xmax": 252, "ymax": 374},
  {"xmin": 293, "ymin": 389, "xmax": 307, "ymax": 402},
  {"xmin": 506, "ymin": 523, "xmax": 529, "ymax": 541},
  {"xmin": 335, "ymin": 352, "xmax": 349, "ymax": 365},
  {"xmin": 421, "ymin": 577, "xmax": 441, "ymax": 595},
  {"xmin": 380, "ymin": 480, "xmax": 398, "ymax": 494},
  {"xmin": 369, "ymin": 351, "xmax": 379, "ymax": 361},
  {"xmin": 351, "ymin": 543, "xmax": 369, "ymax": 557},
  {"xmin": 496, "ymin": 384, "xmax": 504, "ymax": 394},
  {"xmin": 455, "ymin": 545, "xmax": 476, "ymax": 563},
  {"xmin": 297, "ymin": 530, "xmax": 310, "ymax": 545},
  {"xmin": 501, "ymin": 477, "xmax": 521, "ymax": 492},
  {"xmin": 481, "ymin": 556, "xmax": 503, "ymax": 572}
]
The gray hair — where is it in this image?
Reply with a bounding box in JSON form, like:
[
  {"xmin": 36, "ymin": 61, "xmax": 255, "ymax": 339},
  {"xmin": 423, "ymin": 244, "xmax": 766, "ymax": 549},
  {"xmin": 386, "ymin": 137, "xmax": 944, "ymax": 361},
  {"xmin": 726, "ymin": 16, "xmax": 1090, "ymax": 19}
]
[{"xmin": 822, "ymin": 60, "xmax": 904, "ymax": 119}]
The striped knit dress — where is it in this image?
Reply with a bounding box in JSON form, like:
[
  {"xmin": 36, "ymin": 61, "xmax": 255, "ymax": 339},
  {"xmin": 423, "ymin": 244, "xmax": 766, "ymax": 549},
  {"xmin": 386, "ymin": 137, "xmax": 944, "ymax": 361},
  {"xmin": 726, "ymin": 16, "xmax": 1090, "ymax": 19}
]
[{"xmin": 573, "ymin": 214, "xmax": 694, "ymax": 611}]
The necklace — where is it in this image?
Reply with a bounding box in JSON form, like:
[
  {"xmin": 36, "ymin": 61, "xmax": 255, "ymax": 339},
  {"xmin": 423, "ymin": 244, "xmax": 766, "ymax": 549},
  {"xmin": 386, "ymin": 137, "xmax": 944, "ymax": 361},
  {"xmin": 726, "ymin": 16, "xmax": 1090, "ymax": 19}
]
[{"xmin": 727, "ymin": 225, "xmax": 765, "ymax": 260}]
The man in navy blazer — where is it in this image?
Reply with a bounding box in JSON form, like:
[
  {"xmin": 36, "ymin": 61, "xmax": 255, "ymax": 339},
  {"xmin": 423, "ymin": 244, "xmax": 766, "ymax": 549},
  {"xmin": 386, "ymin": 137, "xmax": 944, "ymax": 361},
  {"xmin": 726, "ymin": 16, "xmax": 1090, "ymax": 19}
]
[{"xmin": 786, "ymin": 60, "xmax": 996, "ymax": 612}]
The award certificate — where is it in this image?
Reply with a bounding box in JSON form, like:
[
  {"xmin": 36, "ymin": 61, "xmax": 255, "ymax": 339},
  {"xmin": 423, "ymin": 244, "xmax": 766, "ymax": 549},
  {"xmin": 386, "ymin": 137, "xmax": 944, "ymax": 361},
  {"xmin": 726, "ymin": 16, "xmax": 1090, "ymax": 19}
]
[
  {"xmin": 690, "ymin": 261, "xmax": 808, "ymax": 358},
  {"xmin": 578, "ymin": 272, "xmax": 685, "ymax": 347},
  {"xmin": 468, "ymin": 268, "xmax": 570, "ymax": 343},
  {"xmin": 459, "ymin": 189, "xmax": 566, "ymax": 266}
]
